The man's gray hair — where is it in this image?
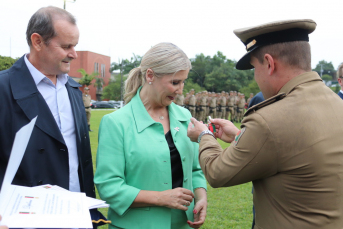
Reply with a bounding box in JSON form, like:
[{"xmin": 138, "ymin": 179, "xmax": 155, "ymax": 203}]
[{"xmin": 26, "ymin": 6, "xmax": 76, "ymax": 47}]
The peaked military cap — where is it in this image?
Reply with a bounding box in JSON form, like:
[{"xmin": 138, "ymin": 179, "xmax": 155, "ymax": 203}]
[{"xmin": 234, "ymin": 19, "xmax": 317, "ymax": 70}]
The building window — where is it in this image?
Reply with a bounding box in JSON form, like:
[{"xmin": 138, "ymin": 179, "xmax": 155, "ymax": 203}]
[
  {"xmin": 94, "ymin": 62, "xmax": 99, "ymax": 75},
  {"xmin": 101, "ymin": 64, "xmax": 105, "ymax": 78}
]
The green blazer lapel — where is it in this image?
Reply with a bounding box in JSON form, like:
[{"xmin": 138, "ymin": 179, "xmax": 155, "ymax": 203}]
[
  {"xmin": 131, "ymin": 87, "xmax": 156, "ymax": 133},
  {"xmin": 168, "ymin": 103, "xmax": 189, "ymax": 142}
]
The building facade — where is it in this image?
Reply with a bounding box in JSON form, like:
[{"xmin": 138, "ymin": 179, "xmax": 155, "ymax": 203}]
[{"xmin": 69, "ymin": 51, "xmax": 111, "ymax": 100}]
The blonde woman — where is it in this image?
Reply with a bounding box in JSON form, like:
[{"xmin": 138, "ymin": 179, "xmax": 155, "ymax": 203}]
[{"xmin": 94, "ymin": 43, "xmax": 207, "ymax": 229}]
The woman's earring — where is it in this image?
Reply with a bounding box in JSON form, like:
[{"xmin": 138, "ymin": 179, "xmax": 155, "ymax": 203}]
[{"xmin": 149, "ymin": 82, "xmax": 152, "ymax": 85}]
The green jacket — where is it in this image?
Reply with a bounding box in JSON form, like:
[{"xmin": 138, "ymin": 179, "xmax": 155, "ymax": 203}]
[{"xmin": 94, "ymin": 87, "xmax": 207, "ymax": 229}]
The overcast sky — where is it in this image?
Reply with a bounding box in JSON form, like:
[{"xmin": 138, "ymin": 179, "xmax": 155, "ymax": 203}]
[{"xmin": 1, "ymin": 0, "xmax": 342, "ymax": 69}]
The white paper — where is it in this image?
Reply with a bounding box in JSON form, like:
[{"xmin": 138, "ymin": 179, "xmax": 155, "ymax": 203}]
[
  {"xmin": 33, "ymin": 185, "xmax": 109, "ymax": 209},
  {"xmin": 0, "ymin": 117, "xmax": 93, "ymax": 228},
  {"xmin": 0, "ymin": 185, "xmax": 92, "ymax": 228},
  {"xmin": 0, "ymin": 116, "xmax": 37, "ymax": 214}
]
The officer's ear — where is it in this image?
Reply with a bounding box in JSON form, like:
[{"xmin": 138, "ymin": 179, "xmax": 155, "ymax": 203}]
[{"xmin": 264, "ymin": 54, "xmax": 275, "ymax": 76}]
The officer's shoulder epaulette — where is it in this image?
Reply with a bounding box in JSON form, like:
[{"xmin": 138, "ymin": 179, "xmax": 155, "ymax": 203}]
[{"xmin": 244, "ymin": 92, "xmax": 286, "ymax": 117}]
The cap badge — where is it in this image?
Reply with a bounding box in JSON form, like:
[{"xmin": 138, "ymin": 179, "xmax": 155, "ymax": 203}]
[{"xmin": 246, "ymin": 39, "xmax": 256, "ymax": 50}]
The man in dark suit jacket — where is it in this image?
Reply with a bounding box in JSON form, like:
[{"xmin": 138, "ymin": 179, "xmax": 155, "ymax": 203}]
[
  {"xmin": 0, "ymin": 6, "xmax": 104, "ymax": 227},
  {"xmin": 337, "ymin": 63, "xmax": 343, "ymax": 99}
]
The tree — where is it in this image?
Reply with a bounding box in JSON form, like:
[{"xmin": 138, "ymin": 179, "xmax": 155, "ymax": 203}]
[
  {"xmin": 110, "ymin": 54, "xmax": 142, "ymax": 74},
  {"xmin": 77, "ymin": 68, "xmax": 99, "ymax": 86},
  {"xmin": 183, "ymin": 80, "xmax": 206, "ymax": 94},
  {"xmin": 321, "ymin": 74, "xmax": 332, "ymax": 82},
  {"xmin": 0, "ymin": 55, "xmax": 18, "ymax": 71},
  {"xmin": 313, "ymin": 60, "xmax": 335, "ymax": 78},
  {"xmin": 102, "ymin": 74, "xmax": 127, "ymax": 101}
]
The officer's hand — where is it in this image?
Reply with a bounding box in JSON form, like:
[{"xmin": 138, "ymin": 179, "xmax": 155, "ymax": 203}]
[
  {"xmin": 187, "ymin": 118, "xmax": 208, "ymax": 142},
  {"xmin": 210, "ymin": 119, "xmax": 239, "ymax": 143}
]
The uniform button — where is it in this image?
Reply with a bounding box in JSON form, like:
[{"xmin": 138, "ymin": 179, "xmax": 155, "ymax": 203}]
[
  {"xmin": 37, "ymin": 180, "xmax": 43, "ymax": 185},
  {"xmin": 184, "ymin": 178, "xmax": 188, "ymax": 182},
  {"xmin": 39, "ymin": 148, "xmax": 45, "ymax": 154},
  {"xmin": 164, "ymin": 183, "xmax": 168, "ymax": 185},
  {"xmin": 84, "ymin": 133, "xmax": 87, "ymax": 139},
  {"xmin": 182, "ymin": 156, "xmax": 186, "ymax": 161}
]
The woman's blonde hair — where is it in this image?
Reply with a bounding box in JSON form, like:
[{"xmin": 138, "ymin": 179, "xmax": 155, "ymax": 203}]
[{"xmin": 124, "ymin": 42, "xmax": 192, "ymax": 104}]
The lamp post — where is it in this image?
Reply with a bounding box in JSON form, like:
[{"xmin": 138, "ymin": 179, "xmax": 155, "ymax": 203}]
[{"xmin": 63, "ymin": 0, "xmax": 76, "ymax": 10}]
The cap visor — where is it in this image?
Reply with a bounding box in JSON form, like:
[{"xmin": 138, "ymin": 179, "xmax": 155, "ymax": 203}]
[{"xmin": 236, "ymin": 51, "xmax": 254, "ymax": 70}]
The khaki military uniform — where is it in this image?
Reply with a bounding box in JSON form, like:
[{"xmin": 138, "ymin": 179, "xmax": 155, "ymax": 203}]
[
  {"xmin": 184, "ymin": 95, "xmax": 190, "ymax": 111},
  {"xmin": 188, "ymin": 95, "xmax": 196, "ymax": 118},
  {"xmin": 237, "ymin": 97, "xmax": 246, "ymax": 122},
  {"xmin": 219, "ymin": 96, "xmax": 226, "ymax": 119},
  {"xmin": 198, "ymin": 95, "xmax": 207, "ymax": 123},
  {"xmin": 174, "ymin": 94, "xmax": 184, "ymax": 106},
  {"xmin": 199, "ymin": 72, "xmax": 343, "ymax": 229},
  {"xmin": 227, "ymin": 96, "xmax": 235, "ymax": 121},
  {"xmin": 209, "ymin": 96, "xmax": 217, "ymax": 120},
  {"xmin": 233, "ymin": 95, "xmax": 239, "ymax": 122},
  {"xmin": 83, "ymin": 93, "xmax": 91, "ymax": 125},
  {"xmin": 247, "ymin": 97, "xmax": 252, "ymax": 106}
]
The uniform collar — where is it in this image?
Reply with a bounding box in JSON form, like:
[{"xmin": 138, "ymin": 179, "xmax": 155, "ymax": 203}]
[
  {"xmin": 278, "ymin": 71, "xmax": 322, "ymax": 95},
  {"xmin": 131, "ymin": 87, "xmax": 189, "ymax": 133}
]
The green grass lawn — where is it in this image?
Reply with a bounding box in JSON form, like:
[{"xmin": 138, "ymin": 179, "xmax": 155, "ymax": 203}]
[{"xmin": 90, "ymin": 109, "xmax": 253, "ymax": 229}]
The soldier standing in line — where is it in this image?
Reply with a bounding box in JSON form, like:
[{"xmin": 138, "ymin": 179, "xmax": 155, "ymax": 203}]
[
  {"xmin": 188, "ymin": 89, "xmax": 196, "ymax": 117},
  {"xmin": 237, "ymin": 93, "xmax": 246, "ymax": 122},
  {"xmin": 83, "ymin": 87, "xmax": 92, "ymax": 132},
  {"xmin": 198, "ymin": 91, "xmax": 207, "ymax": 123},
  {"xmin": 184, "ymin": 92, "xmax": 190, "ymax": 110},
  {"xmin": 227, "ymin": 91, "xmax": 235, "ymax": 122},
  {"xmin": 232, "ymin": 91, "xmax": 238, "ymax": 122},
  {"xmin": 225, "ymin": 92, "xmax": 230, "ymax": 120},
  {"xmin": 220, "ymin": 91, "xmax": 227, "ymax": 119},
  {"xmin": 174, "ymin": 93, "xmax": 184, "ymax": 106},
  {"xmin": 206, "ymin": 92, "xmax": 211, "ymax": 119},
  {"xmin": 247, "ymin": 93, "xmax": 254, "ymax": 106},
  {"xmin": 215, "ymin": 92, "xmax": 221, "ymax": 118},
  {"xmin": 209, "ymin": 92, "xmax": 217, "ymax": 120}
]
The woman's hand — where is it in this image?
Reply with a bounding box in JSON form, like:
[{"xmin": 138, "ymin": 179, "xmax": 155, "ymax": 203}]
[
  {"xmin": 187, "ymin": 188, "xmax": 207, "ymax": 228},
  {"xmin": 157, "ymin": 188, "xmax": 194, "ymax": 211}
]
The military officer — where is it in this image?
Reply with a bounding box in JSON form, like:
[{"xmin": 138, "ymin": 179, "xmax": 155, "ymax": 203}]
[
  {"xmin": 188, "ymin": 19, "xmax": 343, "ymax": 229},
  {"xmin": 83, "ymin": 87, "xmax": 92, "ymax": 132}
]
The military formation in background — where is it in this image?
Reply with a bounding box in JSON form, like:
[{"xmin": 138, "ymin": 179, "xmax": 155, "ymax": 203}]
[{"xmin": 174, "ymin": 89, "xmax": 253, "ymax": 123}]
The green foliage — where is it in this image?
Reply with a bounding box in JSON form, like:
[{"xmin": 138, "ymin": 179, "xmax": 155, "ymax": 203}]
[
  {"xmin": 0, "ymin": 55, "xmax": 19, "ymax": 71},
  {"xmin": 110, "ymin": 54, "xmax": 142, "ymax": 74},
  {"xmin": 240, "ymin": 81, "xmax": 260, "ymax": 97},
  {"xmin": 183, "ymin": 79, "xmax": 206, "ymax": 94},
  {"xmin": 313, "ymin": 60, "xmax": 336, "ymax": 78},
  {"xmin": 102, "ymin": 74, "xmax": 127, "ymax": 101},
  {"xmin": 321, "ymin": 74, "xmax": 332, "ymax": 81},
  {"xmin": 77, "ymin": 68, "xmax": 99, "ymax": 86}
]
